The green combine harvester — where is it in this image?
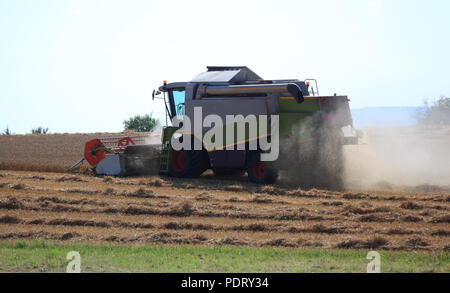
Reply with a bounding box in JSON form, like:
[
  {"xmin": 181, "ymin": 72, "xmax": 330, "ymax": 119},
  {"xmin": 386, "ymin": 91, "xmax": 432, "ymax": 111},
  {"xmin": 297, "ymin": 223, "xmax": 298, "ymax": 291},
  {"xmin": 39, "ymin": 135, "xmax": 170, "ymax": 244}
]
[{"xmin": 77, "ymin": 66, "xmax": 360, "ymax": 189}]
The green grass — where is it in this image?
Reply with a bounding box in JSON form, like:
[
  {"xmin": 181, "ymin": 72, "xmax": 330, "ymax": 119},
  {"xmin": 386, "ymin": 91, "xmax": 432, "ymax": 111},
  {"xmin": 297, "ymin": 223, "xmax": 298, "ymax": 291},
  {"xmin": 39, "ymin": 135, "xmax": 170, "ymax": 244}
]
[{"xmin": 0, "ymin": 240, "xmax": 448, "ymax": 273}]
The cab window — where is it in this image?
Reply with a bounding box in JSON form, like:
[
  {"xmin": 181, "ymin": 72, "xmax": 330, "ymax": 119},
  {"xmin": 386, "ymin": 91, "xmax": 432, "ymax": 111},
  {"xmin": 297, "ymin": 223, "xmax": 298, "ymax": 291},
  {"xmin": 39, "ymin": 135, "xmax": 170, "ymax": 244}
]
[{"xmin": 168, "ymin": 89, "xmax": 185, "ymax": 120}]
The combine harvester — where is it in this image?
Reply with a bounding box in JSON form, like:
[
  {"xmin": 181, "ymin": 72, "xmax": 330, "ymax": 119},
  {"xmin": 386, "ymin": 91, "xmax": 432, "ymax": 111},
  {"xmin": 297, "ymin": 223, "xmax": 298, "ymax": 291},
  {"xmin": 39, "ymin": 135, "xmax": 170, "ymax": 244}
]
[{"xmin": 70, "ymin": 66, "xmax": 361, "ymax": 189}]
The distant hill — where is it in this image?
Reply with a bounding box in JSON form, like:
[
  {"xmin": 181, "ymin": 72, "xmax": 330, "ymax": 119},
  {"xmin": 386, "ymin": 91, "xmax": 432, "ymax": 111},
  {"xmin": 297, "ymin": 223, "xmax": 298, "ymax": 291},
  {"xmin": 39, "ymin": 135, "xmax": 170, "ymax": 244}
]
[{"xmin": 351, "ymin": 107, "xmax": 424, "ymax": 127}]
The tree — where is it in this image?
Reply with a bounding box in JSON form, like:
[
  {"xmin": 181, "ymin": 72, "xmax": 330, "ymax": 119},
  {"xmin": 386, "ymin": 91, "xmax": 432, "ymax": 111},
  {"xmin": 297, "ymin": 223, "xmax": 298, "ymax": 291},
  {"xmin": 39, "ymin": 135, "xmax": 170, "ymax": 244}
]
[
  {"xmin": 2, "ymin": 126, "xmax": 12, "ymax": 135},
  {"xmin": 123, "ymin": 114, "xmax": 159, "ymax": 132},
  {"xmin": 31, "ymin": 126, "xmax": 49, "ymax": 134},
  {"xmin": 415, "ymin": 96, "xmax": 450, "ymax": 125}
]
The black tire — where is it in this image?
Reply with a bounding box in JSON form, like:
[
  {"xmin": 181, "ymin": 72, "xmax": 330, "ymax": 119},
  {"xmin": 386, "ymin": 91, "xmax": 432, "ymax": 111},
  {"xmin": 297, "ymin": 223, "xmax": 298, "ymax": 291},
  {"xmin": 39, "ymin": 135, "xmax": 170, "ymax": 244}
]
[
  {"xmin": 168, "ymin": 149, "xmax": 209, "ymax": 178},
  {"xmin": 247, "ymin": 153, "xmax": 278, "ymax": 184}
]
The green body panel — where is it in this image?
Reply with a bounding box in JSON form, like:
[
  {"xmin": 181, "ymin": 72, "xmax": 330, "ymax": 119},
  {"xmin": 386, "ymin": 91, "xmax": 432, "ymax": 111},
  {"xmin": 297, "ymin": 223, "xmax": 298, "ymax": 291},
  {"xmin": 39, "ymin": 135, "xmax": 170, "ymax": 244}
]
[
  {"xmin": 279, "ymin": 113, "xmax": 319, "ymax": 139},
  {"xmin": 278, "ymin": 98, "xmax": 321, "ymax": 139},
  {"xmin": 279, "ymin": 98, "xmax": 320, "ymax": 113}
]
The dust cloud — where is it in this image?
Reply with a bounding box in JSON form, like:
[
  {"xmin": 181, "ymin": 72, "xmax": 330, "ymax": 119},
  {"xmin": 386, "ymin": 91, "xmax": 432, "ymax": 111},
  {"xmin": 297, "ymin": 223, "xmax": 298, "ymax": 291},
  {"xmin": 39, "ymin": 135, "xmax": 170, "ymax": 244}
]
[
  {"xmin": 144, "ymin": 127, "xmax": 162, "ymax": 145},
  {"xmin": 343, "ymin": 126, "xmax": 450, "ymax": 191}
]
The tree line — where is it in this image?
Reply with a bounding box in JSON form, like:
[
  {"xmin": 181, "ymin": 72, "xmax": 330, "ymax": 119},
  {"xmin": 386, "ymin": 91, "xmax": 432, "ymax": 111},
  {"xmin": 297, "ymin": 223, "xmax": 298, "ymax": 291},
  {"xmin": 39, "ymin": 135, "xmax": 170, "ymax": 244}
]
[{"xmin": 415, "ymin": 96, "xmax": 450, "ymax": 125}]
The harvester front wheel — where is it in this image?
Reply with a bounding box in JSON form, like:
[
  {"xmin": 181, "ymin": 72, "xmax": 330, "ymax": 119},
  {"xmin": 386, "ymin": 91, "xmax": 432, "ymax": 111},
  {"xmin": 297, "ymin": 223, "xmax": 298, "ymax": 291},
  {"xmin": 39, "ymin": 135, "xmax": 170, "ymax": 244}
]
[
  {"xmin": 247, "ymin": 154, "xmax": 278, "ymax": 184},
  {"xmin": 168, "ymin": 149, "xmax": 209, "ymax": 178}
]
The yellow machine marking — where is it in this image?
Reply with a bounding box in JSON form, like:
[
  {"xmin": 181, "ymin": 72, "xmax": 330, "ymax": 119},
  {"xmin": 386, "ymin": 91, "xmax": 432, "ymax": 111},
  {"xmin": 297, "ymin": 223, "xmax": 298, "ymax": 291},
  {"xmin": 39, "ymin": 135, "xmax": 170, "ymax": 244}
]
[
  {"xmin": 279, "ymin": 96, "xmax": 318, "ymax": 100},
  {"xmin": 174, "ymin": 130, "xmax": 313, "ymax": 152},
  {"xmin": 211, "ymin": 134, "xmax": 270, "ymax": 153}
]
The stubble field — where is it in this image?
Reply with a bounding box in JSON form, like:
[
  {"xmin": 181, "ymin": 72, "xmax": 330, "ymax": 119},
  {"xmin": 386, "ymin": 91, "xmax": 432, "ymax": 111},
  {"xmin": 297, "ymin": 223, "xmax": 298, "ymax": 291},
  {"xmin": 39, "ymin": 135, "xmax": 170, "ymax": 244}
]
[
  {"xmin": 0, "ymin": 170, "xmax": 448, "ymax": 250},
  {"xmin": 0, "ymin": 129, "xmax": 449, "ymax": 272}
]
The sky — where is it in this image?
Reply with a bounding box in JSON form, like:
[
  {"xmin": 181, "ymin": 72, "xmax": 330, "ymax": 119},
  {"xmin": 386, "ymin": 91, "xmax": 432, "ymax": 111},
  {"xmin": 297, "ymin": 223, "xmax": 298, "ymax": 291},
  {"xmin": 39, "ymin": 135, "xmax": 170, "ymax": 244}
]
[{"xmin": 0, "ymin": 0, "xmax": 449, "ymax": 134}]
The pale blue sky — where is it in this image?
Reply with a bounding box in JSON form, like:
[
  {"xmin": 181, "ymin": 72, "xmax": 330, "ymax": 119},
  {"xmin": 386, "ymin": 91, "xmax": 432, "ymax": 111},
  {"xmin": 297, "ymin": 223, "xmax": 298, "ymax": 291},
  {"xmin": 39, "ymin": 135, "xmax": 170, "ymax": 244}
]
[{"xmin": 1, "ymin": 0, "xmax": 449, "ymax": 133}]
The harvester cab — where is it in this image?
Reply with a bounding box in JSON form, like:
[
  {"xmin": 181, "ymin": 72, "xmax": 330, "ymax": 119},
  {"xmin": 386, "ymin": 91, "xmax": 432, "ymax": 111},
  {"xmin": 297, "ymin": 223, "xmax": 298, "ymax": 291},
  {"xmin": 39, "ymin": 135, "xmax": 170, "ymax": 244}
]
[
  {"xmin": 74, "ymin": 66, "xmax": 361, "ymax": 189},
  {"xmin": 163, "ymin": 83, "xmax": 187, "ymax": 121}
]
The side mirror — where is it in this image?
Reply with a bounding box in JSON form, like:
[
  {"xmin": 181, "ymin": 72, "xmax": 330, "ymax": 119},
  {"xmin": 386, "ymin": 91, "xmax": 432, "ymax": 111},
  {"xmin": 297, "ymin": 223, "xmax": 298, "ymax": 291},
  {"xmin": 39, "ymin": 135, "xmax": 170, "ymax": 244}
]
[{"xmin": 152, "ymin": 90, "xmax": 162, "ymax": 100}]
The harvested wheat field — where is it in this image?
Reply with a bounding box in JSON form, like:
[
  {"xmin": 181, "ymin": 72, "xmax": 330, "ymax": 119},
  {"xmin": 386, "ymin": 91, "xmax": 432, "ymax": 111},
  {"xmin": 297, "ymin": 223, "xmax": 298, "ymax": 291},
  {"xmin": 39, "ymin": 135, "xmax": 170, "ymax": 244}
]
[
  {"xmin": 0, "ymin": 129, "xmax": 449, "ymax": 252},
  {"xmin": 0, "ymin": 170, "xmax": 448, "ymax": 251},
  {"xmin": 0, "ymin": 132, "xmax": 150, "ymax": 172},
  {"xmin": 0, "ymin": 131, "xmax": 449, "ymax": 272}
]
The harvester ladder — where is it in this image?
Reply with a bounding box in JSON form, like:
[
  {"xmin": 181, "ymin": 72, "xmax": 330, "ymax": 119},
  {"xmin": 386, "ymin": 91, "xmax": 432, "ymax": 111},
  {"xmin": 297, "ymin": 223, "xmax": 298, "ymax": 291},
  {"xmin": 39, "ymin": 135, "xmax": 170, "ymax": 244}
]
[{"xmin": 159, "ymin": 127, "xmax": 178, "ymax": 173}]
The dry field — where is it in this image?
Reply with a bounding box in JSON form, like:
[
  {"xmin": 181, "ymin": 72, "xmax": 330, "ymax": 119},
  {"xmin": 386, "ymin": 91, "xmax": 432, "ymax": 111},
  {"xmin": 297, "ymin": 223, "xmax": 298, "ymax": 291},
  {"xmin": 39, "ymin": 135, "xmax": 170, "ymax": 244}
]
[
  {"xmin": 0, "ymin": 132, "xmax": 148, "ymax": 172},
  {"xmin": 0, "ymin": 170, "xmax": 448, "ymax": 250},
  {"xmin": 344, "ymin": 125, "xmax": 450, "ymax": 189},
  {"xmin": 0, "ymin": 129, "xmax": 449, "ymax": 251}
]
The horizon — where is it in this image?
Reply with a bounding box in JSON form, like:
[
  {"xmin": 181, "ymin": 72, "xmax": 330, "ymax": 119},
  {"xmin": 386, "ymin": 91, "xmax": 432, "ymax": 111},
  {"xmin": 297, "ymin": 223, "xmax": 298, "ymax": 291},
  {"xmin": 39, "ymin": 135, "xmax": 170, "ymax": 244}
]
[{"xmin": 1, "ymin": 106, "xmax": 427, "ymax": 134}]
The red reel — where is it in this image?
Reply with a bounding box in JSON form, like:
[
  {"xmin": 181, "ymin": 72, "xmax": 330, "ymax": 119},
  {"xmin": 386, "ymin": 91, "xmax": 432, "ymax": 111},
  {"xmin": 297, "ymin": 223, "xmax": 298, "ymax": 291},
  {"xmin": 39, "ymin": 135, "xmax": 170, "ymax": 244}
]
[
  {"xmin": 84, "ymin": 139, "xmax": 107, "ymax": 167},
  {"xmin": 117, "ymin": 137, "xmax": 135, "ymax": 152}
]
